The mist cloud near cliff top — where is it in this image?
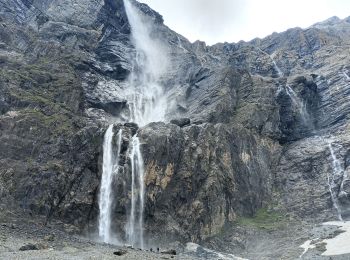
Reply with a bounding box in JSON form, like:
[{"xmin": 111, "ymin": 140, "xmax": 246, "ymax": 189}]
[{"xmin": 140, "ymin": 0, "xmax": 350, "ymax": 45}]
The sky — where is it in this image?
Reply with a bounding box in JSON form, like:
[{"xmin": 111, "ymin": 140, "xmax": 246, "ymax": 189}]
[{"xmin": 139, "ymin": 0, "xmax": 350, "ymax": 45}]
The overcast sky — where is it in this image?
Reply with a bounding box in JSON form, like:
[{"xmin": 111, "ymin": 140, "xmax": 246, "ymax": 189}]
[{"xmin": 139, "ymin": 0, "xmax": 350, "ymax": 45}]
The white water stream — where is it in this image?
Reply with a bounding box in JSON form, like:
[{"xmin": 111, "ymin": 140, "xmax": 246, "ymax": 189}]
[
  {"xmin": 177, "ymin": 35, "xmax": 188, "ymax": 53},
  {"xmin": 272, "ymin": 60, "xmax": 284, "ymax": 77},
  {"xmin": 126, "ymin": 136, "xmax": 145, "ymax": 248},
  {"xmin": 98, "ymin": 126, "xmax": 123, "ymax": 243},
  {"xmin": 123, "ymin": 0, "xmax": 169, "ymax": 248},
  {"xmin": 298, "ymin": 141, "xmax": 348, "ymax": 257},
  {"xmin": 256, "ymin": 47, "xmax": 284, "ymax": 77},
  {"xmin": 124, "ymin": 0, "xmax": 168, "ymax": 127},
  {"xmin": 285, "ymin": 85, "xmax": 311, "ymax": 126},
  {"xmin": 98, "ymin": 0, "xmax": 168, "ymax": 248},
  {"xmin": 328, "ymin": 143, "xmax": 344, "ymax": 221}
]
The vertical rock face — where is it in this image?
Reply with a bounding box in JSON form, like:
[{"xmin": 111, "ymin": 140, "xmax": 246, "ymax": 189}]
[
  {"xmin": 1, "ymin": 0, "xmax": 350, "ymax": 245},
  {"xmin": 137, "ymin": 123, "xmax": 279, "ymax": 241}
]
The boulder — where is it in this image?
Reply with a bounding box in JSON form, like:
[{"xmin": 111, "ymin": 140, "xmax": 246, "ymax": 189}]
[
  {"xmin": 170, "ymin": 118, "xmax": 190, "ymax": 127},
  {"xmin": 113, "ymin": 250, "xmax": 127, "ymax": 256},
  {"xmin": 19, "ymin": 243, "xmax": 47, "ymax": 251},
  {"xmin": 161, "ymin": 249, "xmax": 177, "ymax": 255}
]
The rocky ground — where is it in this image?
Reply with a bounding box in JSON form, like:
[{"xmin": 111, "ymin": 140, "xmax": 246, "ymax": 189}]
[
  {"xmin": 0, "ymin": 206, "xmax": 197, "ymax": 260},
  {"xmin": 1, "ymin": 204, "xmax": 349, "ymax": 259},
  {"xmin": 203, "ymin": 215, "xmax": 350, "ymax": 259}
]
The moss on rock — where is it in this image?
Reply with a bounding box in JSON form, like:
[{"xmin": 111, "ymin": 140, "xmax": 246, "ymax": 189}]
[{"xmin": 237, "ymin": 208, "xmax": 288, "ymax": 230}]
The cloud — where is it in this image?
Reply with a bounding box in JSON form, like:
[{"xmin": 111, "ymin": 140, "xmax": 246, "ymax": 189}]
[
  {"xmin": 139, "ymin": 0, "xmax": 246, "ymax": 43},
  {"xmin": 139, "ymin": 0, "xmax": 350, "ymax": 45},
  {"xmin": 185, "ymin": 0, "xmax": 246, "ymax": 39}
]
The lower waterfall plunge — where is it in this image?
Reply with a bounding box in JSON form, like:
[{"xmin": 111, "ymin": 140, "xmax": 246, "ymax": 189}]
[
  {"xmin": 126, "ymin": 136, "xmax": 145, "ymax": 248},
  {"xmin": 98, "ymin": 126, "xmax": 122, "ymax": 243},
  {"xmin": 98, "ymin": 127, "xmax": 146, "ymax": 248},
  {"xmin": 328, "ymin": 143, "xmax": 343, "ymax": 221}
]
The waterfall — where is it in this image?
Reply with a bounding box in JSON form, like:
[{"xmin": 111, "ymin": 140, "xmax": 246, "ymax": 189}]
[
  {"xmin": 121, "ymin": 0, "xmax": 168, "ymax": 247},
  {"xmin": 328, "ymin": 143, "xmax": 343, "ymax": 221},
  {"xmin": 272, "ymin": 60, "xmax": 284, "ymax": 77},
  {"xmin": 98, "ymin": 126, "xmax": 123, "ymax": 243},
  {"xmin": 256, "ymin": 47, "xmax": 284, "ymax": 77},
  {"xmin": 124, "ymin": 0, "xmax": 168, "ymax": 127},
  {"xmin": 97, "ymin": 0, "xmax": 168, "ymax": 247},
  {"xmin": 285, "ymin": 85, "xmax": 311, "ymax": 126},
  {"xmin": 126, "ymin": 136, "xmax": 145, "ymax": 248},
  {"xmin": 177, "ymin": 35, "xmax": 188, "ymax": 53},
  {"xmin": 275, "ymin": 84, "xmax": 283, "ymax": 96}
]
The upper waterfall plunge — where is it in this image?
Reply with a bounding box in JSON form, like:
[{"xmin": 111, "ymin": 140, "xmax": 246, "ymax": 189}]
[
  {"xmin": 98, "ymin": 126, "xmax": 123, "ymax": 243},
  {"xmin": 285, "ymin": 85, "xmax": 311, "ymax": 126},
  {"xmin": 124, "ymin": 0, "xmax": 169, "ymax": 126},
  {"xmin": 256, "ymin": 47, "xmax": 283, "ymax": 77},
  {"xmin": 273, "ymin": 60, "xmax": 284, "ymax": 78}
]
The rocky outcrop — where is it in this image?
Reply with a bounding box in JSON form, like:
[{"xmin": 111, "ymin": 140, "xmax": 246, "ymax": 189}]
[
  {"xmin": 0, "ymin": 0, "xmax": 120, "ymax": 227},
  {"xmin": 138, "ymin": 122, "xmax": 279, "ymax": 241},
  {"xmin": 1, "ymin": 0, "xmax": 350, "ymax": 253}
]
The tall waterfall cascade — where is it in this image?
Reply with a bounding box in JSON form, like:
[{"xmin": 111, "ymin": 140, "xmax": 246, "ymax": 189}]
[
  {"xmin": 124, "ymin": 0, "xmax": 168, "ymax": 127},
  {"xmin": 328, "ymin": 143, "xmax": 344, "ymax": 221},
  {"xmin": 126, "ymin": 136, "xmax": 145, "ymax": 248},
  {"xmin": 98, "ymin": 0, "xmax": 168, "ymax": 248},
  {"xmin": 98, "ymin": 126, "xmax": 123, "ymax": 243}
]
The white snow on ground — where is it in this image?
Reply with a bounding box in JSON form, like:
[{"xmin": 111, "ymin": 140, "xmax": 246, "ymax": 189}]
[
  {"xmin": 299, "ymin": 221, "xmax": 350, "ymax": 257},
  {"xmin": 322, "ymin": 221, "xmax": 350, "ymax": 256},
  {"xmin": 299, "ymin": 239, "xmax": 316, "ymax": 258},
  {"xmin": 185, "ymin": 242, "xmax": 248, "ymax": 260}
]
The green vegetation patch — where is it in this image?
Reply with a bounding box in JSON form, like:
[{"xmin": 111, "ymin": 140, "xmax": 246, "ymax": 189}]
[
  {"xmin": 21, "ymin": 109, "xmax": 76, "ymax": 137},
  {"xmin": 237, "ymin": 208, "xmax": 287, "ymax": 230},
  {"xmin": 0, "ymin": 55, "xmax": 83, "ymax": 114}
]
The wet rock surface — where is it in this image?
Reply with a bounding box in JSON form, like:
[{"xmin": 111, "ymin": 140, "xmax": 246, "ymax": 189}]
[{"xmin": 1, "ymin": 0, "xmax": 350, "ymax": 259}]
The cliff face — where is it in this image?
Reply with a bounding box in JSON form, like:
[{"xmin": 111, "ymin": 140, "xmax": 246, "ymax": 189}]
[{"xmin": 1, "ymin": 0, "xmax": 350, "ymax": 249}]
